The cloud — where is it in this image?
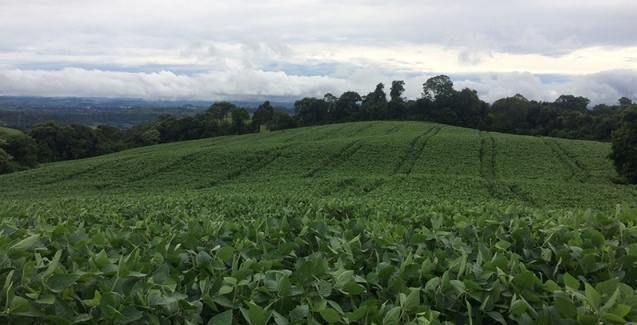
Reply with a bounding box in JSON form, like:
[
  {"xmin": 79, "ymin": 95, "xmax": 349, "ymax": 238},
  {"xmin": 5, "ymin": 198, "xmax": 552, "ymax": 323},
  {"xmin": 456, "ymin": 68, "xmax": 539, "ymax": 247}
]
[
  {"xmin": 2, "ymin": 67, "xmax": 635, "ymax": 106},
  {"xmin": 0, "ymin": 1, "xmax": 636, "ymax": 105}
]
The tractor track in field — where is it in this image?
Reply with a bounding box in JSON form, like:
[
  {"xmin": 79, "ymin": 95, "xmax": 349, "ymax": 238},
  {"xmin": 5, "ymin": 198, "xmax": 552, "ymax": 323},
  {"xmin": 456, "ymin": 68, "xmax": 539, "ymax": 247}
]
[
  {"xmin": 344, "ymin": 122, "xmax": 381, "ymax": 138},
  {"xmin": 39, "ymin": 155, "xmax": 141, "ymax": 185},
  {"xmin": 197, "ymin": 144, "xmax": 296, "ymax": 189},
  {"xmin": 392, "ymin": 126, "xmax": 442, "ymax": 175},
  {"xmin": 543, "ymin": 139, "xmax": 590, "ymax": 182},
  {"xmin": 304, "ymin": 140, "xmax": 363, "ymax": 177},
  {"xmin": 479, "ymin": 131, "xmax": 497, "ymax": 180},
  {"xmin": 124, "ymin": 151, "xmax": 204, "ymax": 184},
  {"xmin": 312, "ymin": 124, "xmax": 350, "ymax": 141},
  {"xmin": 384, "ymin": 124, "xmax": 404, "ymax": 135}
]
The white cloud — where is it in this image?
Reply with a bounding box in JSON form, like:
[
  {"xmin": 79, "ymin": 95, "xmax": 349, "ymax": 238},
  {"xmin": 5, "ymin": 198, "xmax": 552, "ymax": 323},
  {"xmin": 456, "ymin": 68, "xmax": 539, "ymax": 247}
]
[{"xmin": 0, "ymin": 0, "xmax": 636, "ymax": 104}]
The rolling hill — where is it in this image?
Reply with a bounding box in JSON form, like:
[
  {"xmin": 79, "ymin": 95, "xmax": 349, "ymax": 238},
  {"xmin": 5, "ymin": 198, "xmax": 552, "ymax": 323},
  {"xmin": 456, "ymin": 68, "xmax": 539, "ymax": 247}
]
[
  {"xmin": 0, "ymin": 121, "xmax": 634, "ymax": 209},
  {"xmin": 3, "ymin": 121, "xmax": 637, "ymax": 324}
]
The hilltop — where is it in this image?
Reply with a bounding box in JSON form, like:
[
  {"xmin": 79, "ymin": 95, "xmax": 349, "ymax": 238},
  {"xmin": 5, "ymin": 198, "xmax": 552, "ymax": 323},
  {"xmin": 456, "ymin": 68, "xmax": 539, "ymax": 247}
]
[{"xmin": 1, "ymin": 121, "xmax": 634, "ymax": 209}]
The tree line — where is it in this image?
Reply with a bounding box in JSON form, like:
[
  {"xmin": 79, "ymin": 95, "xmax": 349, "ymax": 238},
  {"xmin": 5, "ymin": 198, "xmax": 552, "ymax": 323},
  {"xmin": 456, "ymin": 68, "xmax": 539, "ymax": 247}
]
[{"xmin": 1, "ymin": 75, "xmax": 636, "ymax": 182}]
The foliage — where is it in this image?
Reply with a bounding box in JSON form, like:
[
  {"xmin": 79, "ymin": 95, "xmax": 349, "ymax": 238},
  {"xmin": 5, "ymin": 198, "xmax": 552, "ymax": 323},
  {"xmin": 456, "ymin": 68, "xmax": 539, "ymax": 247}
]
[
  {"xmin": 1, "ymin": 120, "xmax": 636, "ymax": 323},
  {"xmin": 609, "ymin": 110, "xmax": 637, "ymax": 183},
  {"xmin": 1, "ymin": 194, "xmax": 637, "ymax": 324}
]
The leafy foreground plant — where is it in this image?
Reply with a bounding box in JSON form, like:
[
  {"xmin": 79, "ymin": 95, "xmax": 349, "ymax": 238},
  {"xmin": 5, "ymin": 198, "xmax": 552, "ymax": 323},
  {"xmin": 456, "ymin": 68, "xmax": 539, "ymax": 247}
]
[{"xmin": 2, "ymin": 195, "xmax": 637, "ymax": 324}]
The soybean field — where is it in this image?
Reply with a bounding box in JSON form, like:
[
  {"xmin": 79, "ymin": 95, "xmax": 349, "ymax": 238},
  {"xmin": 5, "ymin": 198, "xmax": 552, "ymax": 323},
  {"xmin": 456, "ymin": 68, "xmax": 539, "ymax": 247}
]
[{"xmin": 1, "ymin": 121, "xmax": 637, "ymax": 324}]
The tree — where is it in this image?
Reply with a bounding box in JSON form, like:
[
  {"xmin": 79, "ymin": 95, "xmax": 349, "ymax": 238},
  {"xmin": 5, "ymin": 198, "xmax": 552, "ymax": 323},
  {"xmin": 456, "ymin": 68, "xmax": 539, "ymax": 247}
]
[
  {"xmin": 609, "ymin": 110, "xmax": 637, "ymax": 183},
  {"xmin": 208, "ymin": 102, "xmax": 237, "ymax": 120},
  {"xmin": 334, "ymin": 91, "xmax": 361, "ymax": 122},
  {"xmin": 422, "ymin": 75, "xmax": 454, "ymax": 101},
  {"xmin": 0, "ymin": 148, "xmax": 18, "ymax": 174},
  {"xmin": 294, "ymin": 97, "xmax": 328, "ymax": 126},
  {"xmin": 619, "ymin": 97, "xmax": 633, "ymax": 107},
  {"xmin": 231, "ymin": 107, "xmax": 251, "ymax": 133},
  {"xmin": 361, "ymin": 83, "xmax": 388, "ymax": 120},
  {"xmin": 1, "ymin": 134, "xmax": 38, "ymax": 168},
  {"xmin": 268, "ymin": 108, "xmax": 296, "ymax": 131},
  {"xmin": 252, "ymin": 101, "xmax": 274, "ymax": 132},
  {"xmin": 554, "ymin": 95, "xmax": 590, "ymax": 112},
  {"xmin": 390, "ymin": 80, "xmax": 405, "ymax": 100}
]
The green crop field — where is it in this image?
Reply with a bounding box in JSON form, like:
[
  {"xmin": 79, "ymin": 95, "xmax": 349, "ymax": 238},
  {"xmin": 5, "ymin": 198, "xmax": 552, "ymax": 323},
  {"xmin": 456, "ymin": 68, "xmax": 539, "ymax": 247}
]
[
  {"xmin": 0, "ymin": 126, "xmax": 22, "ymax": 140},
  {"xmin": 1, "ymin": 121, "xmax": 637, "ymax": 324}
]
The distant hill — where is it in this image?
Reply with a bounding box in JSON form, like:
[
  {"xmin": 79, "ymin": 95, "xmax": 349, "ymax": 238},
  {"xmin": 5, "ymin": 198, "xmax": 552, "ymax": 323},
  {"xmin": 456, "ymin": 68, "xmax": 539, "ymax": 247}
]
[
  {"xmin": 0, "ymin": 96, "xmax": 295, "ymax": 130},
  {"xmin": 1, "ymin": 121, "xmax": 634, "ymax": 209}
]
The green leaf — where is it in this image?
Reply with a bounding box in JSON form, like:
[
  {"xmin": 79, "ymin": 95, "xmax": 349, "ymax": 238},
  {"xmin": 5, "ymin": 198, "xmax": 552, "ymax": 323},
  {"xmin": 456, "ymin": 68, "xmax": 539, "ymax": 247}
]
[
  {"xmin": 563, "ymin": 272, "xmax": 580, "ymax": 290},
  {"xmin": 82, "ymin": 290, "xmax": 101, "ymax": 307},
  {"xmin": 510, "ymin": 299, "xmax": 527, "ymax": 316},
  {"xmin": 289, "ymin": 305, "xmax": 309, "ymax": 322},
  {"xmin": 585, "ymin": 283, "xmax": 601, "ymax": 310},
  {"xmin": 602, "ymin": 288, "xmax": 621, "ymax": 312},
  {"xmin": 512, "ymin": 271, "xmax": 538, "ymax": 289},
  {"xmin": 555, "ymin": 296, "xmax": 577, "ymax": 318},
  {"xmin": 209, "ymin": 310, "xmax": 233, "ymax": 325},
  {"xmin": 600, "ymin": 313, "xmax": 626, "ymax": 324},
  {"xmin": 9, "ymin": 296, "xmax": 31, "ymax": 314},
  {"xmin": 44, "ymin": 250, "xmax": 63, "ymax": 277},
  {"xmin": 317, "ymin": 280, "xmax": 332, "ymax": 297},
  {"xmin": 241, "ymin": 302, "xmax": 270, "ymax": 325},
  {"xmin": 332, "ymin": 269, "xmax": 354, "ymax": 290},
  {"xmin": 319, "ymin": 308, "xmax": 340, "ymax": 324},
  {"xmin": 342, "ymin": 282, "xmax": 366, "ymax": 295},
  {"xmin": 218, "ymin": 285, "xmax": 233, "ymax": 295},
  {"xmin": 9, "ymin": 234, "xmax": 40, "ymax": 255},
  {"xmin": 486, "ymin": 311, "xmax": 506, "ymax": 325},
  {"xmin": 609, "ymin": 304, "xmax": 631, "ymax": 318},
  {"xmin": 118, "ymin": 306, "xmax": 143, "ymax": 324},
  {"xmin": 47, "ymin": 274, "xmax": 80, "ymax": 293},
  {"xmin": 404, "ymin": 288, "xmax": 420, "ymax": 314},
  {"xmin": 47, "ymin": 315, "xmax": 72, "ymax": 325},
  {"xmin": 382, "ymin": 306, "xmax": 401, "ymax": 325},
  {"xmin": 216, "ymin": 246, "xmax": 234, "ymax": 262},
  {"xmin": 272, "ymin": 311, "xmax": 289, "ymax": 325},
  {"xmin": 94, "ymin": 250, "xmax": 110, "ymax": 269},
  {"xmin": 196, "ymin": 251, "xmax": 212, "ymax": 266},
  {"xmin": 348, "ymin": 305, "xmax": 368, "ymax": 322}
]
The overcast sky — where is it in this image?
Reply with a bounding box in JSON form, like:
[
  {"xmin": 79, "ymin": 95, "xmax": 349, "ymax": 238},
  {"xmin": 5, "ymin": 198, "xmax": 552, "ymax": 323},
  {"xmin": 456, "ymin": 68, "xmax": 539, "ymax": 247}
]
[{"xmin": 1, "ymin": 0, "xmax": 636, "ymax": 105}]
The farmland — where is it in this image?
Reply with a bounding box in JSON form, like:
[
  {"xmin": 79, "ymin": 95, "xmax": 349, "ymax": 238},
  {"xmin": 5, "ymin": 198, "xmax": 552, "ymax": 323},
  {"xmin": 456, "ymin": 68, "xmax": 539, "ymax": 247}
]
[{"xmin": 1, "ymin": 121, "xmax": 637, "ymax": 324}]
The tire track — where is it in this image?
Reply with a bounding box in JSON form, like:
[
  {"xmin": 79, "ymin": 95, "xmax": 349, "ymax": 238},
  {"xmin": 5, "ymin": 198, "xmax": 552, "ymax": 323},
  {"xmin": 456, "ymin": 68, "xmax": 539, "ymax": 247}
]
[
  {"xmin": 304, "ymin": 140, "xmax": 363, "ymax": 177},
  {"xmin": 197, "ymin": 144, "xmax": 296, "ymax": 188},
  {"xmin": 344, "ymin": 122, "xmax": 380, "ymax": 138},
  {"xmin": 543, "ymin": 139, "xmax": 590, "ymax": 182},
  {"xmin": 392, "ymin": 126, "xmax": 442, "ymax": 175},
  {"xmin": 39, "ymin": 155, "xmax": 140, "ymax": 185},
  {"xmin": 479, "ymin": 132, "xmax": 497, "ymax": 179},
  {"xmin": 384, "ymin": 124, "xmax": 403, "ymax": 135},
  {"xmin": 313, "ymin": 124, "xmax": 350, "ymax": 141}
]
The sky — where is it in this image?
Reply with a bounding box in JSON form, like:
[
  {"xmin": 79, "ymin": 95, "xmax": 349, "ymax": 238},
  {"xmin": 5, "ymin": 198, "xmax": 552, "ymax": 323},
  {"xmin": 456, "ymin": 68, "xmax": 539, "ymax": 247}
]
[{"xmin": 1, "ymin": 0, "xmax": 636, "ymax": 105}]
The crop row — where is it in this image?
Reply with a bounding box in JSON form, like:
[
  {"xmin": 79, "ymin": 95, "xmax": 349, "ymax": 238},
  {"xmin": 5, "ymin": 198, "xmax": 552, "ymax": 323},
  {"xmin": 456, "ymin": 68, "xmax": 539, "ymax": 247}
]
[{"xmin": 2, "ymin": 195, "xmax": 637, "ymax": 324}]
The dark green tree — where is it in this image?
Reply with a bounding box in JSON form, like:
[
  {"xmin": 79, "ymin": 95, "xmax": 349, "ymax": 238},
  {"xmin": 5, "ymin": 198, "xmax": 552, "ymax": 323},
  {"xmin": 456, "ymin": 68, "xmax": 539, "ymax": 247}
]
[
  {"xmin": 609, "ymin": 110, "xmax": 637, "ymax": 183},
  {"xmin": 390, "ymin": 80, "xmax": 405, "ymax": 100},
  {"xmin": 208, "ymin": 102, "xmax": 237, "ymax": 120},
  {"xmin": 361, "ymin": 83, "xmax": 388, "ymax": 120},
  {"xmin": 422, "ymin": 75, "xmax": 454, "ymax": 101},
  {"xmin": 334, "ymin": 91, "xmax": 361, "ymax": 122},
  {"xmin": 1, "ymin": 134, "xmax": 38, "ymax": 168},
  {"xmin": 231, "ymin": 107, "xmax": 251, "ymax": 133},
  {"xmin": 252, "ymin": 101, "xmax": 274, "ymax": 132},
  {"xmin": 0, "ymin": 148, "xmax": 18, "ymax": 174},
  {"xmin": 268, "ymin": 108, "xmax": 296, "ymax": 131}
]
